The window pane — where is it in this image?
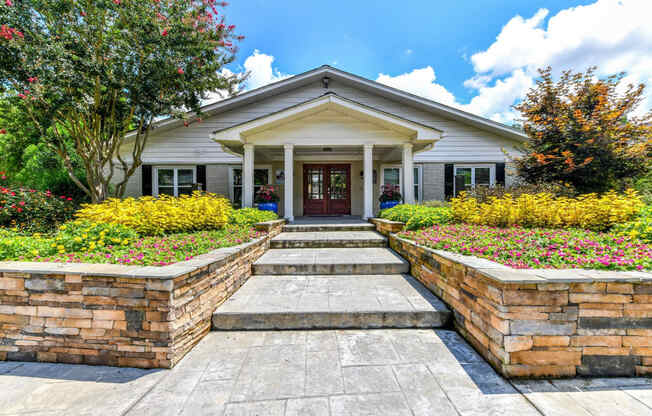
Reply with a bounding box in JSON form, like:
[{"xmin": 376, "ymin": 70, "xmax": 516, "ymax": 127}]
[
  {"xmin": 233, "ymin": 169, "xmax": 242, "ymax": 186},
  {"xmin": 414, "ymin": 185, "xmax": 419, "ymax": 201},
  {"xmin": 233, "ymin": 187, "xmax": 242, "ymax": 209},
  {"xmin": 456, "ymin": 168, "xmax": 472, "ymax": 190},
  {"xmin": 157, "ymin": 169, "xmax": 174, "ymax": 186},
  {"xmin": 158, "ymin": 186, "xmax": 175, "ymax": 196},
  {"xmin": 475, "ymin": 168, "xmax": 490, "ymax": 186},
  {"xmin": 177, "ymin": 187, "xmax": 193, "ymax": 196},
  {"xmin": 384, "ymin": 168, "xmax": 400, "ymax": 186},
  {"xmin": 178, "ymin": 169, "xmax": 194, "ymax": 186},
  {"xmin": 254, "ymin": 169, "xmax": 268, "ymax": 186},
  {"xmin": 414, "ymin": 167, "xmax": 419, "ymax": 185}
]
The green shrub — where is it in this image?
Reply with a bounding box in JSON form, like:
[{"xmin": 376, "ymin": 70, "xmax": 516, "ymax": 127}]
[
  {"xmin": 54, "ymin": 220, "xmax": 140, "ymax": 253},
  {"xmin": 380, "ymin": 204, "xmax": 453, "ymax": 230},
  {"xmin": 380, "ymin": 204, "xmax": 420, "ymax": 223},
  {"xmin": 0, "ymin": 229, "xmax": 55, "ymax": 259},
  {"xmin": 613, "ymin": 205, "xmax": 652, "ymax": 243},
  {"xmin": 229, "ymin": 208, "xmax": 278, "ymax": 226},
  {"xmin": 405, "ymin": 208, "xmax": 453, "ymax": 230},
  {"xmin": 0, "ymin": 174, "xmax": 77, "ymax": 233}
]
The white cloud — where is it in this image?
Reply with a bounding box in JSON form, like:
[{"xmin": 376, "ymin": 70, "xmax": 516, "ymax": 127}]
[
  {"xmin": 376, "ymin": 0, "xmax": 652, "ymax": 124},
  {"xmin": 405, "ymin": 49, "xmax": 413, "ymax": 55},
  {"xmin": 376, "ymin": 67, "xmax": 461, "ymax": 108},
  {"xmin": 243, "ymin": 49, "xmax": 291, "ymax": 90}
]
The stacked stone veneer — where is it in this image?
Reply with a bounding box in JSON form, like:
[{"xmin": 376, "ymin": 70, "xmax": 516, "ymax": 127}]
[
  {"xmin": 369, "ymin": 218, "xmax": 404, "ymax": 236},
  {"xmin": 0, "ymin": 219, "xmax": 285, "ymax": 369},
  {"xmin": 379, "ymin": 225, "xmax": 652, "ymax": 378}
]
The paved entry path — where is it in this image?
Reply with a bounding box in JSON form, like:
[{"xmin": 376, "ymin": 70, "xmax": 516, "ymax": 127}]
[{"xmin": 2, "ymin": 329, "xmax": 652, "ymax": 415}]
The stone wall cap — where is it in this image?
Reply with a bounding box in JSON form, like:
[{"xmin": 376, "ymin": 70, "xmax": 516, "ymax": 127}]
[
  {"xmin": 369, "ymin": 218, "xmax": 404, "ymax": 226},
  {"xmin": 391, "ymin": 234, "xmax": 652, "ymax": 284},
  {"xmin": 0, "ymin": 235, "xmax": 270, "ymax": 280}
]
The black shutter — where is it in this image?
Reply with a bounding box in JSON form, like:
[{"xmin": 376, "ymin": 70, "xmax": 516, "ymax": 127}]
[
  {"xmin": 496, "ymin": 163, "xmax": 506, "ymax": 187},
  {"xmin": 142, "ymin": 165, "xmax": 152, "ymax": 196},
  {"xmin": 444, "ymin": 163, "xmax": 454, "ymax": 200},
  {"xmin": 196, "ymin": 165, "xmax": 206, "ymax": 191}
]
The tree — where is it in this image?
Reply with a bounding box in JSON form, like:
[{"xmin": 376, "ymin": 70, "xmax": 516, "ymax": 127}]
[
  {"xmin": 0, "ymin": 98, "xmax": 88, "ymax": 199},
  {"xmin": 0, "ymin": 0, "xmax": 245, "ymax": 202},
  {"xmin": 513, "ymin": 67, "xmax": 651, "ymax": 193}
]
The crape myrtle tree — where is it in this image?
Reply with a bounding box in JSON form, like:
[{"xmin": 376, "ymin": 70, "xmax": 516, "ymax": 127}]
[
  {"xmin": 0, "ymin": 0, "xmax": 245, "ymax": 202},
  {"xmin": 513, "ymin": 67, "xmax": 651, "ymax": 193}
]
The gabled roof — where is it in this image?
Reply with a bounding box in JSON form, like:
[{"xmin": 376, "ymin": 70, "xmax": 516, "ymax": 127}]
[{"xmin": 135, "ymin": 65, "xmax": 528, "ymax": 142}]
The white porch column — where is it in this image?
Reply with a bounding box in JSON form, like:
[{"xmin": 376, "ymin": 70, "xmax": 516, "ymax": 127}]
[
  {"xmin": 363, "ymin": 144, "xmax": 374, "ymax": 219},
  {"xmin": 283, "ymin": 143, "xmax": 294, "ymax": 222},
  {"xmin": 402, "ymin": 143, "xmax": 415, "ymax": 204},
  {"xmin": 243, "ymin": 143, "xmax": 254, "ymax": 208}
]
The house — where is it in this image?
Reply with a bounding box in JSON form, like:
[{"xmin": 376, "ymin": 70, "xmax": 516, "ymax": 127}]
[{"xmin": 116, "ymin": 65, "xmax": 527, "ymax": 220}]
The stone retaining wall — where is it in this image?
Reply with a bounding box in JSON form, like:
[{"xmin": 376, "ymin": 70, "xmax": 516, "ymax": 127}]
[
  {"xmin": 0, "ymin": 220, "xmax": 285, "ymax": 369},
  {"xmin": 369, "ymin": 218, "xmax": 404, "ymax": 236},
  {"xmin": 373, "ymin": 220, "xmax": 652, "ymax": 378}
]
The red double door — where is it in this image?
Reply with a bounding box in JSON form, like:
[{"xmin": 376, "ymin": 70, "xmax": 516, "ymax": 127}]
[{"xmin": 303, "ymin": 164, "xmax": 351, "ymax": 216}]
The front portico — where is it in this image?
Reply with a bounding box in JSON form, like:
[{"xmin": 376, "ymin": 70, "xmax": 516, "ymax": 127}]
[{"xmin": 212, "ymin": 93, "xmax": 442, "ymax": 221}]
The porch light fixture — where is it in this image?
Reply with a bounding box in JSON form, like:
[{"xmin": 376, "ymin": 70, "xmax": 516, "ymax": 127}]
[{"xmin": 322, "ymin": 76, "xmax": 330, "ymax": 89}]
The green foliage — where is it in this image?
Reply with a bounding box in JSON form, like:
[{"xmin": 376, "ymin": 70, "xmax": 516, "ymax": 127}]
[
  {"xmin": 405, "ymin": 208, "xmax": 453, "ymax": 230},
  {"xmin": 613, "ymin": 205, "xmax": 652, "ymax": 243},
  {"xmin": 0, "ymin": 229, "xmax": 54, "ymax": 259},
  {"xmin": 0, "ymin": 99, "xmax": 87, "ymax": 199},
  {"xmin": 513, "ymin": 67, "xmax": 651, "ymax": 193},
  {"xmin": 229, "ymin": 208, "xmax": 278, "ymax": 226},
  {"xmin": 634, "ymin": 171, "xmax": 652, "ymax": 205},
  {"xmin": 0, "ymin": 175, "xmax": 77, "ymax": 233},
  {"xmin": 55, "ymin": 220, "xmax": 139, "ymax": 253},
  {"xmin": 0, "ymin": 0, "xmax": 245, "ymax": 202},
  {"xmin": 463, "ymin": 182, "xmax": 576, "ymax": 203},
  {"xmin": 380, "ymin": 204, "xmax": 453, "ymax": 230}
]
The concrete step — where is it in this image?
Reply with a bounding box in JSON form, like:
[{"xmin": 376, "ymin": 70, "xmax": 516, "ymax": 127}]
[
  {"xmin": 212, "ymin": 274, "xmax": 452, "ymax": 330},
  {"xmin": 270, "ymin": 231, "xmax": 387, "ymax": 249},
  {"xmin": 282, "ymin": 223, "xmax": 376, "ymax": 232},
  {"xmin": 252, "ymin": 248, "xmax": 409, "ymax": 275}
]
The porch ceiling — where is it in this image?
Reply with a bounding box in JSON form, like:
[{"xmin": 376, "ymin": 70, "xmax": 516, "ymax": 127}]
[{"xmin": 211, "ymin": 93, "xmax": 442, "ymax": 157}]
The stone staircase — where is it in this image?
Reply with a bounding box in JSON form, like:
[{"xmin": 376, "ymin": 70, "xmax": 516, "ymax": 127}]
[{"xmin": 211, "ymin": 219, "xmax": 451, "ymax": 330}]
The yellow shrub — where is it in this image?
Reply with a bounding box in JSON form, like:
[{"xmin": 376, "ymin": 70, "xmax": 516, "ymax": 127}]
[
  {"xmin": 75, "ymin": 192, "xmax": 233, "ymax": 235},
  {"xmin": 451, "ymin": 189, "xmax": 643, "ymax": 231}
]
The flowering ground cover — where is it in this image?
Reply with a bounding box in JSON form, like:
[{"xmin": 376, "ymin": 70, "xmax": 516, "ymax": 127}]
[
  {"xmin": 3, "ymin": 226, "xmax": 263, "ymax": 267},
  {"xmin": 399, "ymin": 224, "xmax": 651, "ymax": 271}
]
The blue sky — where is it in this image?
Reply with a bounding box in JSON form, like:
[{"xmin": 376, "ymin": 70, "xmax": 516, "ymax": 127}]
[{"xmin": 219, "ymin": 0, "xmax": 652, "ymax": 124}]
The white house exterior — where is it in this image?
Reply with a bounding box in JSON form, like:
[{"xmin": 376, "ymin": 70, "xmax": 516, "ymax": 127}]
[{"xmin": 115, "ymin": 65, "xmax": 527, "ymax": 220}]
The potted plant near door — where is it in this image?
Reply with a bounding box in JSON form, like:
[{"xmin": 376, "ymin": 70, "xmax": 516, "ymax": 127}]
[
  {"xmin": 379, "ymin": 184, "xmax": 402, "ymax": 210},
  {"xmin": 255, "ymin": 185, "xmax": 280, "ymax": 214}
]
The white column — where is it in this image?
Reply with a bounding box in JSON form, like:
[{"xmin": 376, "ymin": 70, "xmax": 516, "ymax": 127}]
[
  {"xmin": 243, "ymin": 143, "xmax": 254, "ymax": 208},
  {"xmin": 363, "ymin": 144, "xmax": 374, "ymax": 219},
  {"xmin": 402, "ymin": 143, "xmax": 415, "ymax": 204},
  {"xmin": 283, "ymin": 143, "xmax": 294, "ymax": 222}
]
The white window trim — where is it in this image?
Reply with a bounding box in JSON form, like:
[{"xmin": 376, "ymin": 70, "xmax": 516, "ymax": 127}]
[
  {"xmin": 453, "ymin": 164, "xmax": 496, "ymax": 195},
  {"xmin": 380, "ymin": 164, "xmax": 423, "ymax": 203},
  {"xmin": 228, "ymin": 164, "xmax": 273, "ymax": 206},
  {"xmin": 153, "ymin": 166, "xmax": 196, "ymax": 197}
]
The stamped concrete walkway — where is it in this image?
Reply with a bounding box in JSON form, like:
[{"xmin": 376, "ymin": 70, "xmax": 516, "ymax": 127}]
[{"xmin": 3, "ymin": 329, "xmax": 652, "ymax": 416}]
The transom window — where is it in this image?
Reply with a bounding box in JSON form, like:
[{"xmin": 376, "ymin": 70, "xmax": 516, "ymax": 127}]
[
  {"xmin": 154, "ymin": 167, "xmax": 195, "ymax": 197},
  {"xmin": 380, "ymin": 165, "xmax": 422, "ymax": 202},
  {"xmin": 454, "ymin": 164, "xmax": 495, "ymax": 195},
  {"xmin": 229, "ymin": 166, "xmax": 272, "ymax": 208}
]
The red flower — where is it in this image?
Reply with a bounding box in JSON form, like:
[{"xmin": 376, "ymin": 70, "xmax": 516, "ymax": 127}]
[
  {"xmin": 18, "ymin": 201, "xmax": 25, "ymax": 206},
  {"xmin": 16, "ymin": 207, "xmax": 22, "ymax": 213},
  {"xmin": 5, "ymin": 0, "xmax": 12, "ymax": 6},
  {"xmin": 161, "ymin": 29, "xmax": 168, "ymax": 36},
  {"xmin": 27, "ymin": 77, "xmax": 38, "ymax": 83},
  {"xmin": 67, "ymin": 197, "xmax": 72, "ymax": 201},
  {"xmin": 80, "ymin": 11, "xmax": 86, "ymax": 16},
  {"xmin": 177, "ymin": 67, "xmax": 184, "ymax": 74},
  {"xmin": 0, "ymin": 129, "xmax": 6, "ymax": 135}
]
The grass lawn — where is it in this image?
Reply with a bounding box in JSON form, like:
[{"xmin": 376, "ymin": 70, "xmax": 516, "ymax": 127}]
[
  {"xmin": 3, "ymin": 225, "xmax": 263, "ymax": 266},
  {"xmin": 399, "ymin": 224, "xmax": 651, "ymax": 271}
]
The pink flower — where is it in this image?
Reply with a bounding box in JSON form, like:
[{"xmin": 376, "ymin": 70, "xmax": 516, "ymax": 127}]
[
  {"xmin": 177, "ymin": 67, "xmax": 184, "ymax": 75},
  {"xmin": 161, "ymin": 29, "xmax": 168, "ymax": 36},
  {"xmin": 5, "ymin": 0, "xmax": 12, "ymax": 6}
]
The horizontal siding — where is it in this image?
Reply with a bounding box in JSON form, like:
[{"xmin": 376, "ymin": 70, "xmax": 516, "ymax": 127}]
[{"xmin": 122, "ymin": 78, "xmax": 522, "ymax": 166}]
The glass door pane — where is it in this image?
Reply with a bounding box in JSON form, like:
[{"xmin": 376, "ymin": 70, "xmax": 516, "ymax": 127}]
[
  {"xmin": 383, "ymin": 168, "xmax": 400, "ymax": 186},
  {"xmin": 329, "ymin": 168, "xmax": 347, "ymax": 200},
  {"xmin": 306, "ymin": 168, "xmax": 324, "ymax": 200},
  {"xmin": 455, "ymin": 168, "xmax": 473, "ymax": 191},
  {"xmin": 157, "ymin": 169, "xmax": 174, "ymax": 196},
  {"xmin": 177, "ymin": 169, "xmax": 194, "ymax": 196}
]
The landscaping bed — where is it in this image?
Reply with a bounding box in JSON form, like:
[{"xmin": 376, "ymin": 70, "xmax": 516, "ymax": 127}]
[{"xmin": 399, "ymin": 224, "xmax": 651, "ymax": 272}]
